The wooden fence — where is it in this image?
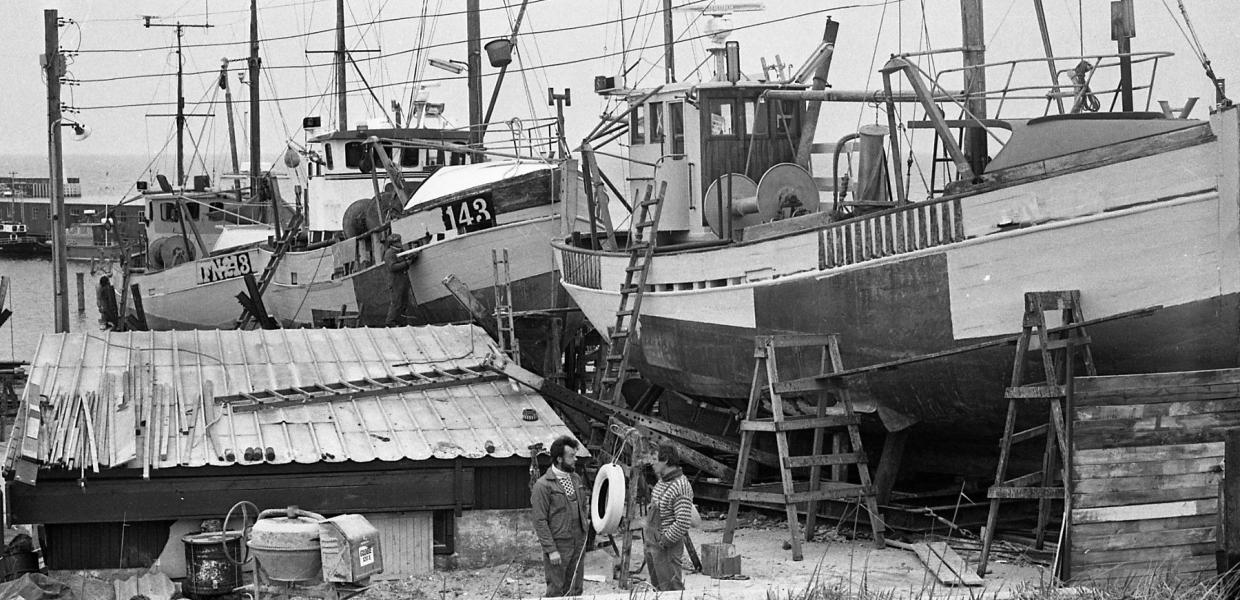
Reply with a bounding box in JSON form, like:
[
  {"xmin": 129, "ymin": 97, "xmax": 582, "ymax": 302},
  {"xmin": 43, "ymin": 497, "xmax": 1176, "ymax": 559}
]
[{"xmin": 1069, "ymin": 369, "xmax": 1239, "ymax": 581}]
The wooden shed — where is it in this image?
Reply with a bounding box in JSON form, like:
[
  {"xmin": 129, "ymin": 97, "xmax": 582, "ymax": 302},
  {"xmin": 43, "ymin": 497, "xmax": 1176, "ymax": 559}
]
[{"xmin": 3, "ymin": 325, "xmax": 578, "ymax": 572}]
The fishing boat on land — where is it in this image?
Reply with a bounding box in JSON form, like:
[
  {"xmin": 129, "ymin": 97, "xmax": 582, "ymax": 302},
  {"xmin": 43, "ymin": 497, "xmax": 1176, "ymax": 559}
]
[
  {"xmin": 554, "ymin": 2, "xmax": 1237, "ymax": 439},
  {"xmin": 123, "ymin": 0, "xmax": 580, "ymax": 369}
]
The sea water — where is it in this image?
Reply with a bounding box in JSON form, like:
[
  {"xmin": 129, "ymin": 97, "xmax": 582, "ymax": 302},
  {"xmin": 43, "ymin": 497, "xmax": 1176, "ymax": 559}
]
[{"xmin": 0, "ymin": 153, "xmax": 149, "ymax": 362}]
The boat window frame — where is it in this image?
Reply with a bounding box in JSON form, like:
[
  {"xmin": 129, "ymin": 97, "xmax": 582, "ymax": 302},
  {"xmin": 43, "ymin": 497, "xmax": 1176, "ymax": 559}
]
[
  {"xmin": 707, "ymin": 97, "xmax": 738, "ymax": 139},
  {"xmin": 324, "ymin": 143, "xmax": 334, "ymax": 170},
  {"xmin": 669, "ymin": 101, "xmax": 685, "ymax": 154},
  {"xmin": 399, "ymin": 147, "xmax": 420, "ymax": 167},
  {"xmin": 649, "ymin": 102, "xmax": 665, "ymax": 144},
  {"xmin": 160, "ymin": 202, "xmax": 179, "ymax": 223},
  {"xmin": 630, "ymin": 105, "xmax": 647, "ymax": 145},
  {"xmin": 772, "ymin": 98, "xmax": 800, "ymax": 136}
]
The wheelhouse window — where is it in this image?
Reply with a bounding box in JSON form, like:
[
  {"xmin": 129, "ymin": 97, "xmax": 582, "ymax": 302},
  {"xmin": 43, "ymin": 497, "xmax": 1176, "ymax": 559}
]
[
  {"xmin": 160, "ymin": 203, "xmax": 179, "ymax": 222},
  {"xmin": 399, "ymin": 147, "xmax": 420, "ymax": 167},
  {"xmin": 345, "ymin": 142, "xmax": 394, "ymax": 169},
  {"xmin": 649, "ymin": 102, "xmax": 665, "ymax": 143},
  {"xmin": 185, "ymin": 202, "xmax": 200, "ymax": 220},
  {"xmin": 669, "ymin": 102, "xmax": 685, "ymax": 154},
  {"xmin": 773, "ymin": 99, "xmax": 799, "ymax": 135},
  {"xmin": 708, "ymin": 99, "xmax": 736, "ymax": 137},
  {"xmin": 630, "ymin": 106, "xmax": 647, "ymax": 145},
  {"xmin": 324, "ymin": 144, "xmax": 334, "ymax": 169},
  {"xmin": 450, "ymin": 152, "xmax": 466, "ymax": 166},
  {"xmin": 744, "ymin": 100, "xmax": 769, "ymax": 136}
]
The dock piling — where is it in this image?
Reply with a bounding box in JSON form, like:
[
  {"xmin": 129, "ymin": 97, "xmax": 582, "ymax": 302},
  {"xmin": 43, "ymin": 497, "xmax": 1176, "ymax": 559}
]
[{"xmin": 76, "ymin": 272, "xmax": 85, "ymax": 314}]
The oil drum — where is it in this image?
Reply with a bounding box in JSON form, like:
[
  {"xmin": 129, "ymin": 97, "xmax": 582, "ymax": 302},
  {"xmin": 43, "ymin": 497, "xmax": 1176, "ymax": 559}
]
[{"xmin": 182, "ymin": 531, "xmax": 243, "ymax": 598}]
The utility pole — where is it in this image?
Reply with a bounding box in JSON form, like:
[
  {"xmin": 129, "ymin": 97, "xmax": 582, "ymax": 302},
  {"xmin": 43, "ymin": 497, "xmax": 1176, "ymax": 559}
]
[
  {"xmin": 959, "ymin": 0, "xmax": 988, "ymax": 177},
  {"xmin": 143, "ymin": 19, "xmax": 213, "ymax": 187},
  {"xmin": 662, "ymin": 0, "xmax": 676, "ymax": 84},
  {"xmin": 466, "ymin": 0, "xmax": 483, "ymax": 147},
  {"xmin": 44, "ymin": 9, "xmax": 69, "ymax": 333}
]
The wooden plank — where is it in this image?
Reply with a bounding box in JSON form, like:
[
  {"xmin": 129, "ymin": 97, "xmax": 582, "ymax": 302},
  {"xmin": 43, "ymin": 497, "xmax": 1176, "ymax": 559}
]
[
  {"xmin": 1074, "ymin": 442, "xmax": 1223, "ymax": 465},
  {"xmin": 1073, "ymin": 525, "xmax": 1216, "ymax": 553},
  {"xmin": 1074, "ymin": 472, "xmax": 1218, "ymax": 495},
  {"xmin": 1072, "ymin": 514, "xmax": 1216, "ymax": 538},
  {"xmin": 1075, "ymin": 485, "xmax": 1218, "ymax": 509},
  {"xmin": 1071, "ymin": 555, "xmax": 1217, "ymax": 582},
  {"xmin": 1074, "ymin": 368, "xmax": 1240, "ymax": 397},
  {"xmin": 1072, "ymin": 499, "xmax": 1216, "ymax": 524},
  {"xmin": 887, "ymin": 541, "xmax": 984, "ymax": 586},
  {"xmin": 1076, "ymin": 387, "xmax": 1240, "ymax": 410},
  {"xmin": 1070, "ymin": 542, "xmax": 1215, "ymax": 567},
  {"xmin": 1075, "ymin": 456, "xmax": 1222, "ymax": 479}
]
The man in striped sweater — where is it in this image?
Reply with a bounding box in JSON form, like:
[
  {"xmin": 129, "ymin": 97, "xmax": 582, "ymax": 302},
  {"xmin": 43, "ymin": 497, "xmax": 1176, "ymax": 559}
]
[{"xmin": 643, "ymin": 443, "xmax": 695, "ymax": 591}]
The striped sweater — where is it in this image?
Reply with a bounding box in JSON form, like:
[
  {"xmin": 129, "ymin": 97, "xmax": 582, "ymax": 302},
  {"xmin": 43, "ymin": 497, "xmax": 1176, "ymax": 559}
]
[{"xmin": 650, "ymin": 467, "xmax": 694, "ymax": 546}]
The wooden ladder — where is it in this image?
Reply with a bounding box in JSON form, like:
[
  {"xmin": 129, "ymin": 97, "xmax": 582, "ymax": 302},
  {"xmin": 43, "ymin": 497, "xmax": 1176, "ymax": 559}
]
[
  {"xmin": 977, "ymin": 290, "xmax": 1096, "ymax": 578},
  {"xmin": 491, "ymin": 248, "xmax": 520, "ymax": 364},
  {"xmin": 723, "ymin": 334, "xmax": 885, "ymax": 560},
  {"xmin": 598, "ymin": 181, "xmax": 667, "ymax": 406}
]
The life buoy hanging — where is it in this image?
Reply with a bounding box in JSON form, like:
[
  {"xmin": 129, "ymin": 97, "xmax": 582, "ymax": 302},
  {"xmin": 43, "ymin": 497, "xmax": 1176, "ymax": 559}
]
[{"xmin": 591, "ymin": 462, "xmax": 626, "ymax": 535}]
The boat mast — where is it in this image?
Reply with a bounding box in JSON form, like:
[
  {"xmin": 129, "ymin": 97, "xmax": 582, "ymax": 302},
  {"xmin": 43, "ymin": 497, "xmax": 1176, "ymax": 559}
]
[
  {"xmin": 960, "ymin": 0, "xmax": 987, "ymax": 176},
  {"xmin": 336, "ymin": 0, "xmax": 347, "ymax": 131},
  {"xmin": 220, "ymin": 59, "xmax": 241, "ymax": 196},
  {"xmin": 662, "ymin": 0, "xmax": 676, "ymax": 83},
  {"xmin": 467, "ymin": 0, "xmax": 483, "ymax": 147},
  {"xmin": 144, "ymin": 19, "xmax": 212, "ymax": 187}
]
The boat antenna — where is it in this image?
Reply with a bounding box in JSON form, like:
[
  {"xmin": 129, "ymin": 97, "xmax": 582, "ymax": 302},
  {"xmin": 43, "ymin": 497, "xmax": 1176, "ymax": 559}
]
[{"xmin": 142, "ymin": 17, "xmax": 213, "ymax": 188}]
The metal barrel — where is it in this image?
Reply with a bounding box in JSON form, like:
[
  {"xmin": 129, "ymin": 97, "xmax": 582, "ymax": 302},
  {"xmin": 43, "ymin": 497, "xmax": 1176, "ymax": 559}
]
[{"xmin": 182, "ymin": 531, "xmax": 244, "ymax": 598}]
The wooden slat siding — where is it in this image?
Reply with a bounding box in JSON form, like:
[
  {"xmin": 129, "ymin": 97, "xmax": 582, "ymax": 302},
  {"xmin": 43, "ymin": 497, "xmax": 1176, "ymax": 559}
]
[
  {"xmin": 1069, "ymin": 369, "xmax": 1240, "ymax": 582},
  {"xmin": 367, "ymin": 512, "xmax": 434, "ymax": 577},
  {"xmin": 45, "ymin": 521, "xmax": 174, "ymax": 570},
  {"xmin": 1075, "ymin": 556, "xmax": 1218, "ymax": 582},
  {"xmin": 560, "ymin": 249, "xmax": 601, "ymax": 290}
]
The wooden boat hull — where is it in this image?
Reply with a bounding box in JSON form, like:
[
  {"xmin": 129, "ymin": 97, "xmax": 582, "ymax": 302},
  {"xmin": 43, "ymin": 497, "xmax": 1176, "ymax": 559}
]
[{"xmin": 557, "ymin": 109, "xmax": 1240, "ymax": 435}]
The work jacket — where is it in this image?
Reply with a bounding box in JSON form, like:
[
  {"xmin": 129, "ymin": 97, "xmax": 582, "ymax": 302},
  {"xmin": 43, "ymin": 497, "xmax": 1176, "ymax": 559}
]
[{"xmin": 531, "ymin": 467, "xmax": 590, "ymax": 553}]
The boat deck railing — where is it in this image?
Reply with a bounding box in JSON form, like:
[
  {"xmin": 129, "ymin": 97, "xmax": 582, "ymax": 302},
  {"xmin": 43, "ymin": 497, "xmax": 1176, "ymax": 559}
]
[{"xmin": 920, "ymin": 50, "xmax": 1174, "ymax": 119}]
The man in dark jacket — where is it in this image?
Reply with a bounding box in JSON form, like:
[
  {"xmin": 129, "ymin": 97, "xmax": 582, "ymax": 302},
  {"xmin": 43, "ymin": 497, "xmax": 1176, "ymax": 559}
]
[
  {"xmin": 383, "ymin": 234, "xmax": 414, "ymax": 326},
  {"xmin": 643, "ymin": 443, "xmax": 694, "ymax": 591},
  {"xmin": 531, "ymin": 435, "xmax": 589, "ymax": 597},
  {"xmin": 96, "ymin": 276, "xmax": 119, "ymax": 330}
]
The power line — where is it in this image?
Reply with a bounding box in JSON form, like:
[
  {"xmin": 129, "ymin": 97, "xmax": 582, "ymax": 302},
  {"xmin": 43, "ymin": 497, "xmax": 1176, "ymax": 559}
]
[
  {"xmin": 73, "ymin": 0, "xmax": 554, "ymax": 54},
  {"xmin": 74, "ymin": 0, "xmax": 711, "ymax": 84},
  {"xmin": 77, "ymin": 0, "xmax": 902, "ymax": 111}
]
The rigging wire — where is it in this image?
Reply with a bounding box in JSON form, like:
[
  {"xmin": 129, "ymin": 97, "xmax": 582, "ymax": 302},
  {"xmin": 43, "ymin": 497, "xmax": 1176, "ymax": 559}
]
[{"xmin": 78, "ymin": 0, "xmax": 905, "ymax": 112}]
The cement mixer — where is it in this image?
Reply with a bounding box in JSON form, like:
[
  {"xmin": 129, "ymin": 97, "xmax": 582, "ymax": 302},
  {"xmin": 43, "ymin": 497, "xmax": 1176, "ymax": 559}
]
[{"xmin": 219, "ymin": 502, "xmax": 382, "ymax": 600}]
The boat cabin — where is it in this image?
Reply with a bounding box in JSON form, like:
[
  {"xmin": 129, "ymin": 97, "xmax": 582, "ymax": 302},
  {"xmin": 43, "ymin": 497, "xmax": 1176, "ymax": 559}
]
[
  {"xmin": 303, "ymin": 110, "xmax": 474, "ymax": 240},
  {"xmin": 619, "ymin": 79, "xmax": 808, "ymax": 243}
]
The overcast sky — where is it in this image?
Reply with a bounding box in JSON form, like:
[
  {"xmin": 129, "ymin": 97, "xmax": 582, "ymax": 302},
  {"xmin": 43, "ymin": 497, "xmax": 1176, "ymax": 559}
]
[{"xmin": 1, "ymin": 0, "xmax": 1236, "ymax": 179}]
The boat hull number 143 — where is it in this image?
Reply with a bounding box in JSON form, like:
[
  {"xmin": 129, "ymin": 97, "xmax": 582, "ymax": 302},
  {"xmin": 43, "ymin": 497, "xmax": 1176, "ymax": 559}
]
[
  {"xmin": 197, "ymin": 251, "xmax": 254, "ymax": 285},
  {"xmin": 441, "ymin": 194, "xmax": 495, "ymax": 234}
]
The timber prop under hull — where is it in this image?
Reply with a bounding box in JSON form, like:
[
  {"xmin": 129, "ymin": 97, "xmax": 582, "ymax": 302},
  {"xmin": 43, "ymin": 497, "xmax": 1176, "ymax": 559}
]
[{"xmin": 555, "ymin": 108, "xmax": 1240, "ymax": 436}]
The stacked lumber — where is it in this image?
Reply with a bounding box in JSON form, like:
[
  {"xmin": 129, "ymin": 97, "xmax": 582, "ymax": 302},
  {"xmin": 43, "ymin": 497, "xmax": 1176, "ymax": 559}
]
[{"xmin": 4, "ymin": 365, "xmax": 221, "ymax": 479}]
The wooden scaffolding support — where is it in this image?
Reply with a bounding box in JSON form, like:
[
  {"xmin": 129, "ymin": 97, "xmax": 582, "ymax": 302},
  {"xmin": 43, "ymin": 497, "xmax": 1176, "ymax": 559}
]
[
  {"xmin": 977, "ymin": 290, "xmax": 1096, "ymax": 578},
  {"xmin": 723, "ymin": 334, "xmax": 885, "ymax": 561}
]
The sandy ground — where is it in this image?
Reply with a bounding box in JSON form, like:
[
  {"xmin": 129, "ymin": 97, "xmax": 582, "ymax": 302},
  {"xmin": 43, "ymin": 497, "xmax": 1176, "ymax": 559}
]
[{"xmin": 361, "ymin": 514, "xmax": 1051, "ymax": 600}]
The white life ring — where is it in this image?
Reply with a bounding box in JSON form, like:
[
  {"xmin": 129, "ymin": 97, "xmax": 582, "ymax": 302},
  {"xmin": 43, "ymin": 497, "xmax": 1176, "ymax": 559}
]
[{"xmin": 592, "ymin": 463, "xmax": 626, "ymax": 535}]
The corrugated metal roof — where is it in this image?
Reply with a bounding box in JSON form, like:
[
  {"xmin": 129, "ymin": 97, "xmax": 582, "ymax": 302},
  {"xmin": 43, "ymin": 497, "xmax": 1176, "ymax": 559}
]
[{"xmin": 9, "ymin": 325, "xmax": 575, "ymax": 472}]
